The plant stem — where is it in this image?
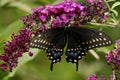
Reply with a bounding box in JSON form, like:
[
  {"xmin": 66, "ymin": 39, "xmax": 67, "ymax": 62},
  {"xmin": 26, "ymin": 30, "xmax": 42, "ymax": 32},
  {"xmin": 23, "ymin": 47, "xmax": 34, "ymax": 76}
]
[
  {"xmin": 113, "ymin": 70, "xmax": 117, "ymax": 80},
  {"xmin": 103, "ymin": 0, "xmax": 119, "ymax": 26}
]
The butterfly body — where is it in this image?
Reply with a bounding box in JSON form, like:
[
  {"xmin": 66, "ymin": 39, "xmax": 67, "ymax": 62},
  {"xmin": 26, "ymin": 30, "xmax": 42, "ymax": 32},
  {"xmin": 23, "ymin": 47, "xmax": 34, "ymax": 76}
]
[{"xmin": 29, "ymin": 27, "xmax": 112, "ymax": 71}]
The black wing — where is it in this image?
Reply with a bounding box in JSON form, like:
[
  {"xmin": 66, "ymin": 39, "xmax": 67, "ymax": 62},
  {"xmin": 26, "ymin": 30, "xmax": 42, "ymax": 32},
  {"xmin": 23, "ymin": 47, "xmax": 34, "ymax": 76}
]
[
  {"xmin": 29, "ymin": 27, "xmax": 66, "ymax": 71},
  {"xmin": 66, "ymin": 27, "xmax": 112, "ymax": 71}
]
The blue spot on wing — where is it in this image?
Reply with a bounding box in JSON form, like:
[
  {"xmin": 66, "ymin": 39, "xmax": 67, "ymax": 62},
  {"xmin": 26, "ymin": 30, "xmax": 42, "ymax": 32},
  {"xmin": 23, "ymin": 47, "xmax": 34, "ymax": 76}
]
[
  {"xmin": 46, "ymin": 46, "xmax": 63, "ymax": 71},
  {"xmin": 66, "ymin": 47, "xmax": 86, "ymax": 71}
]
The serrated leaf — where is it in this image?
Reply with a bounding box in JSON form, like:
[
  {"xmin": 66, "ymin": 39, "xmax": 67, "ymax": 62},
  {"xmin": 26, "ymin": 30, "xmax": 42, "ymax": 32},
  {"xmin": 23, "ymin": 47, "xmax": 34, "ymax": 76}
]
[
  {"xmin": 2, "ymin": 48, "xmax": 40, "ymax": 80},
  {"xmin": 111, "ymin": 2, "xmax": 120, "ymax": 9},
  {"xmin": 111, "ymin": 9, "xmax": 118, "ymax": 16}
]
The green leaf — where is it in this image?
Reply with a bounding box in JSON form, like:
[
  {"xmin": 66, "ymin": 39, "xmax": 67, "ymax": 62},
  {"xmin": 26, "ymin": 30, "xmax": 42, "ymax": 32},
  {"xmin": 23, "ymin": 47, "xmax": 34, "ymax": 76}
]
[
  {"xmin": 111, "ymin": 2, "xmax": 120, "ymax": 9},
  {"xmin": 2, "ymin": 48, "xmax": 39, "ymax": 80},
  {"xmin": 0, "ymin": 20, "xmax": 24, "ymax": 54},
  {"xmin": 53, "ymin": 0, "xmax": 63, "ymax": 4},
  {"xmin": 1, "ymin": 20, "xmax": 23, "ymax": 40},
  {"xmin": 0, "ymin": 0, "xmax": 10, "ymax": 7},
  {"xmin": 107, "ymin": 0, "xmax": 115, "ymax": 2},
  {"xmin": 96, "ymin": 46, "xmax": 114, "ymax": 54},
  {"xmin": 9, "ymin": 2, "xmax": 31, "ymax": 13},
  {"xmin": 111, "ymin": 9, "xmax": 118, "ymax": 16}
]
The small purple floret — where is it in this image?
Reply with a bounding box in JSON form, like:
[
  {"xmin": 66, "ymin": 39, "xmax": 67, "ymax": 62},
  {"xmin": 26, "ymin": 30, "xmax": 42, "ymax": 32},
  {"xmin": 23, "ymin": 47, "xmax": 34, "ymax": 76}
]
[{"xmin": 86, "ymin": 74, "xmax": 97, "ymax": 80}]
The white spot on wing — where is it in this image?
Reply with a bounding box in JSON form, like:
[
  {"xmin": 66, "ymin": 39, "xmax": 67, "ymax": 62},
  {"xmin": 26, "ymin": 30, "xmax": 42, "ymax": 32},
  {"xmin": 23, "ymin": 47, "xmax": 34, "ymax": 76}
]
[
  {"xmin": 89, "ymin": 46, "xmax": 91, "ymax": 48},
  {"xmin": 34, "ymin": 40, "xmax": 37, "ymax": 42},
  {"xmin": 99, "ymin": 38, "xmax": 102, "ymax": 41},
  {"xmin": 103, "ymin": 38, "xmax": 107, "ymax": 41},
  {"xmin": 103, "ymin": 43, "xmax": 105, "ymax": 45},
  {"xmin": 38, "ymin": 45, "xmax": 40, "ymax": 47},
  {"xmin": 106, "ymin": 42, "xmax": 109, "ymax": 44},
  {"xmin": 86, "ymin": 42, "xmax": 88, "ymax": 44},
  {"xmin": 89, "ymin": 41, "xmax": 92, "ymax": 43},
  {"xmin": 43, "ymin": 40, "xmax": 46, "ymax": 43},
  {"xmin": 82, "ymin": 42, "xmax": 85, "ymax": 44},
  {"xmin": 99, "ymin": 43, "xmax": 102, "ymax": 46},
  {"xmin": 38, "ymin": 35, "xmax": 41, "ymax": 37},
  {"xmin": 99, "ymin": 33, "xmax": 102, "ymax": 36},
  {"xmin": 30, "ymin": 43, "xmax": 32, "ymax": 45},
  {"xmin": 38, "ymin": 39, "xmax": 41, "ymax": 42},
  {"xmin": 40, "ymin": 39, "xmax": 43, "ymax": 43},
  {"xmin": 96, "ymin": 38, "xmax": 99, "ymax": 41},
  {"xmin": 35, "ymin": 44, "xmax": 37, "ymax": 47},
  {"xmin": 92, "ymin": 39, "xmax": 95, "ymax": 42},
  {"xmin": 109, "ymin": 41, "xmax": 112, "ymax": 43},
  {"xmin": 96, "ymin": 44, "xmax": 98, "ymax": 46},
  {"xmin": 92, "ymin": 45, "xmax": 95, "ymax": 47}
]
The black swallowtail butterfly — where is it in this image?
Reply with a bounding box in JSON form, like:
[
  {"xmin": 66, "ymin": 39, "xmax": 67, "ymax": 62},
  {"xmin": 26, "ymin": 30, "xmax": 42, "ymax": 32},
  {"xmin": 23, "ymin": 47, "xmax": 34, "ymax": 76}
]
[{"xmin": 29, "ymin": 27, "xmax": 112, "ymax": 71}]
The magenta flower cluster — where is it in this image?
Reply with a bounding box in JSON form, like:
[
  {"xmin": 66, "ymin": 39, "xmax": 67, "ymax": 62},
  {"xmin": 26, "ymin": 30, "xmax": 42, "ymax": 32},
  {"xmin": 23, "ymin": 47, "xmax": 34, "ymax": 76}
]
[
  {"xmin": 0, "ymin": 28, "xmax": 32, "ymax": 72},
  {"xmin": 106, "ymin": 40, "xmax": 120, "ymax": 73},
  {"xmin": 0, "ymin": 0, "xmax": 108, "ymax": 72},
  {"xmin": 86, "ymin": 74, "xmax": 113, "ymax": 80},
  {"xmin": 21, "ymin": 0, "xmax": 108, "ymax": 35}
]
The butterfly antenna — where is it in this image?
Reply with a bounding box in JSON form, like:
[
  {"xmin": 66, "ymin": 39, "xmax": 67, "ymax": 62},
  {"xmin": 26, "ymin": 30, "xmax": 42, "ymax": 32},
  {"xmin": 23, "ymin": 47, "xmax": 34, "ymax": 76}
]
[
  {"xmin": 75, "ymin": 62, "xmax": 78, "ymax": 71},
  {"xmin": 50, "ymin": 62, "xmax": 54, "ymax": 71}
]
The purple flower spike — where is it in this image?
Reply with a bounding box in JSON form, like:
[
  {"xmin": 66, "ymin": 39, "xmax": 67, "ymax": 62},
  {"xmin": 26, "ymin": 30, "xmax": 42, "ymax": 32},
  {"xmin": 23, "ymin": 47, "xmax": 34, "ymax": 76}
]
[
  {"xmin": 0, "ymin": 28, "xmax": 32, "ymax": 72},
  {"xmin": 32, "ymin": 6, "xmax": 43, "ymax": 12},
  {"xmin": 40, "ymin": 24, "xmax": 46, "ymax": 30},
  {"xmin": 39, "ymin": 15, "xmax": 47, "ymax": 22},
  {"xmin": 51, "ymin": 17, "xmax": 62, "ymax": 28},
  {"xmin": 28, "ymin": 52, "xmax": 33, "ymax": 56},
  {"xmin": 61, "ymin": 14, "xmax": 70, "ymax": 23},
  {"xmin": 86, "ymin": 74, "xmax": 113, "ymax": 80},
  {"xmin": 86, "ymin": 74, "xmax": 97, "ymax": 80},
  {"xmin": 105, "ymin": 50, "xmax": 113, "ymax": 63},
  {"xmin": 116, "ymin": 55, "xmax": 120, "ymax": 65},
  {"xmin": 106, "ymin": 40, "xmax": 120, "ymax": 73},
  {"xmin": 64, "ymin": 0, "xmax": 74, "ymax": 2},
  {"xmin": 86, "ymin": 0, "xmax": 94, "ymax": 4},
  {"xmin": 103, "ymin": 15, "xmax": 108, "ymax": 19},
  {"xmin": 101, "ymin": 75, "xmax": 105, "ymax": 80},
  {"xmin": 98, "ymin": 0, "xmax": 102, "ymax": 3},
  {"xmin": 116, "ymin": 40, "xmax": 120, "ymax": 48},
  {"xmin": 109, "ymin": 75, "xmax": 113, "ymax": 80}
]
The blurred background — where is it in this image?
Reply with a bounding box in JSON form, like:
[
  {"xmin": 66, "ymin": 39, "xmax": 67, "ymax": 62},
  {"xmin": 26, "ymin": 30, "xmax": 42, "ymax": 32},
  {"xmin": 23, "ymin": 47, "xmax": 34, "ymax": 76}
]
[{"xmin": 0, "ymin": 0, "xmax": 120, "ymax": 80}]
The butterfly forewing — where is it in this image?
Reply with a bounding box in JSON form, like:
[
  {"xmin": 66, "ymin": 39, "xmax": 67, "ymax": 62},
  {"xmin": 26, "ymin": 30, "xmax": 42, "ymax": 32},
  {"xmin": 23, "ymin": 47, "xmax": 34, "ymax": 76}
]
[{"xmin": 72, "ymin": 27, "xmax": 112, "ymax": 49}]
